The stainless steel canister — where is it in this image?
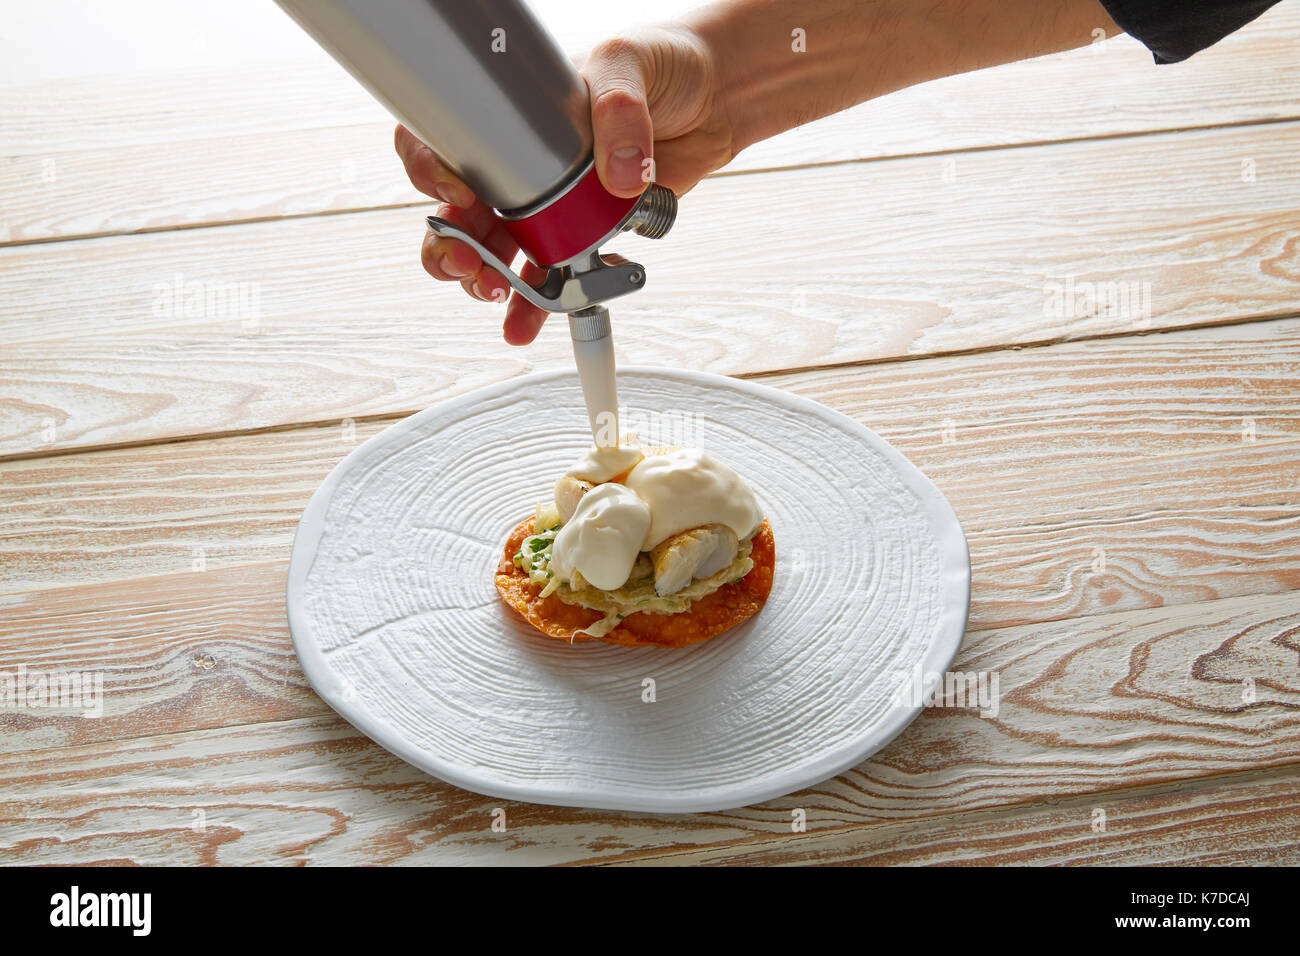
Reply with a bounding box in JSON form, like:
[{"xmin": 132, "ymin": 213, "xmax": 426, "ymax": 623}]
[{"xmin": 273, "ymin": 0, "xmax": 593, "ymax": 215}]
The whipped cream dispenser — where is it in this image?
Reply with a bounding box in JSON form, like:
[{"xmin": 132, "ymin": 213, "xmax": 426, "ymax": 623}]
[{"xmin": 273, "ymin": 0, "xmax": 678, "ymax": 442}]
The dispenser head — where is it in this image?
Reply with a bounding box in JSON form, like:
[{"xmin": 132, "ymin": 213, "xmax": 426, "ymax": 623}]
[{"xmin": 425, "ymin": 168, "xmax": 676, "ymax": 315}]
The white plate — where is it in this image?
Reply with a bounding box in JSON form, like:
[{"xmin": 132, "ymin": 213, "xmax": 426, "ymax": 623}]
[{"xmin": 287, "ymin": 366, "xmax": 969, "ymax": 813}]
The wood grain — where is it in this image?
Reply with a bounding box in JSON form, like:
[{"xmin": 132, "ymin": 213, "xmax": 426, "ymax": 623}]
[
  {"xmin": 0, "ymin": 419, "xmax": 389, "ymax": 593},
  {"xmin": 2, "ymin": 2, "xmax": 1296, "ymax": 242},
  {"xmin": 3, "ymin": 121, "xmax": 1298, "ymax": 457},
  {"xmin": 0, "ymin": 563, "xmax": 313, "ymax": 755},
  {"xmin": 1, "ymin": 587, "xmax": 1296, "ymax": 863},
  {"xmin": 615, "ymin": 764, "xmax": 1300, "ymax": 866},
  {"xmin": 764, "ymin": 317, "xmax": 1300, "ymax": 483}
]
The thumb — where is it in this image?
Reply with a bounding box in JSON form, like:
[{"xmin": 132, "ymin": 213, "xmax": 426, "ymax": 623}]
[{"xmin": 584, "ymin": 39, "xmax": 654, "ymax": 198}]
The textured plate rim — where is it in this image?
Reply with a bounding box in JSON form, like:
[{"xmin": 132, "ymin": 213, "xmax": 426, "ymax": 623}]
[{"xmin": 287, "ymin": 365, "xmax": 971, "ymax": 813}]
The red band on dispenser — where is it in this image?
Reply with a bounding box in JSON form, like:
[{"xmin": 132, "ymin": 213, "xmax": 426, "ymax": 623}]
[{"xmin": 501, "ymin": 165, "xmax": 638, "ymax": 268}]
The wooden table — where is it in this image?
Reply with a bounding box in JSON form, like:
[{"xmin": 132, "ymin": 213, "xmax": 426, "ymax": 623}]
[{"xmin": 2, "ymin": 0, "xmax": 1298, "ymax": 865}]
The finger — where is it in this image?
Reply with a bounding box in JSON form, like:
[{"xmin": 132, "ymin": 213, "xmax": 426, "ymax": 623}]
[
  {"xmin": 583, "ymin": 38, "xmax": 654, "ymax": 198},
  {"xmin": 421, "ymin": 230, "xmax": 479, "ymax": 282},
  {"xmin": 460, "ymin": 275, "xmax": 490, "ymax": 302},
  {"xmin": 503, "ymin": 262, "xmax": 551, "ymax": 344},
  {"xmin": 448, "ymin": 213, "xmax": 519, "ymax": 301},
  {"xmin": 394, "ymin": 123, "xmax": 475, "ymax": 207},
  {"xmin": 470, "ymin": 221, "xmax": 522, "ymax": 305},
  {"xmin": 419, "ymin": 200, "xmax": 502, "ymax": 281},
  {"xmin": 650, "ymin": 133, "xmax": 724, "ymax": 196}
]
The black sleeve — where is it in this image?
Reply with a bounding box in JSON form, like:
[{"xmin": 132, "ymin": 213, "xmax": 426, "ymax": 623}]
[{"xmin": 1098, "ymin": 0, "xmax": 1285, "ymax": 63}]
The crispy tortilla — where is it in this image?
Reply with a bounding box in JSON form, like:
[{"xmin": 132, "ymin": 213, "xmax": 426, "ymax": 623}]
[{"xmin": 495, "ymin": 516, "xmax": 774, "ymax": 648}]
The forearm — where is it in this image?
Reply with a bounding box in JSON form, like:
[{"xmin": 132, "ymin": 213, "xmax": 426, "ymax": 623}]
[{"xmin": 686, "ymin": 0, "xmax": 1122, "ymax": 153}]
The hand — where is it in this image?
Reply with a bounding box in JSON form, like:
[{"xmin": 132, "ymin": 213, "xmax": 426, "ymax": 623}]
[{"xmin": 395, "ymin": 24, "xmax": 734, "ymax": 345}]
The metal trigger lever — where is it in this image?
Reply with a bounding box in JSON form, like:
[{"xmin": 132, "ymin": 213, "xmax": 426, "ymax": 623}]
[{"xmin": 425, "ymin": 216, "xmax": 646, "ymax": 314}]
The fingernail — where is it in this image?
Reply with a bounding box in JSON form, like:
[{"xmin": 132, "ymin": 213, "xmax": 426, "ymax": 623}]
[
  {"xmin": 439, "ymin": 253, "xmax": 468, "ymax": 278},
  {"xmin": 607, "ymin": 146, "xmax": 646, "ymax": 193}
]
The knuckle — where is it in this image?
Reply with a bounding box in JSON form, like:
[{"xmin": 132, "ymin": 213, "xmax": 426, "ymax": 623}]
[
  {"xmin": 590, "ymin": 86, "xmax": 646, "ymax": 133},
  {"xmin": 591, "ymin": 34, "xmax": 646, "ymax": 68},
  {"xmin": 591, "ymin": 85, "xmax": 642, "ymax": 114}
]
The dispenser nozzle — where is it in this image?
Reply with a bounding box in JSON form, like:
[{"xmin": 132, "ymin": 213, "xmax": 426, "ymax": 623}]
[{"xmin": 568, "ymin": 306, "xmax": 618, "ymax": 447}]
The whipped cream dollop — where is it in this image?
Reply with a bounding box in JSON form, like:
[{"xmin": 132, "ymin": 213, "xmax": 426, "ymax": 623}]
[
  {"xmin": 549, "ymin": 444, "xmax": 761, "ymax": 592},
  {"xmin": 623, "ymin": 448, "xmax": 762, "ymax": 552},
  {"xmin": 548, "ymin": 483, "xmax": 650, "ymax": 591}
]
